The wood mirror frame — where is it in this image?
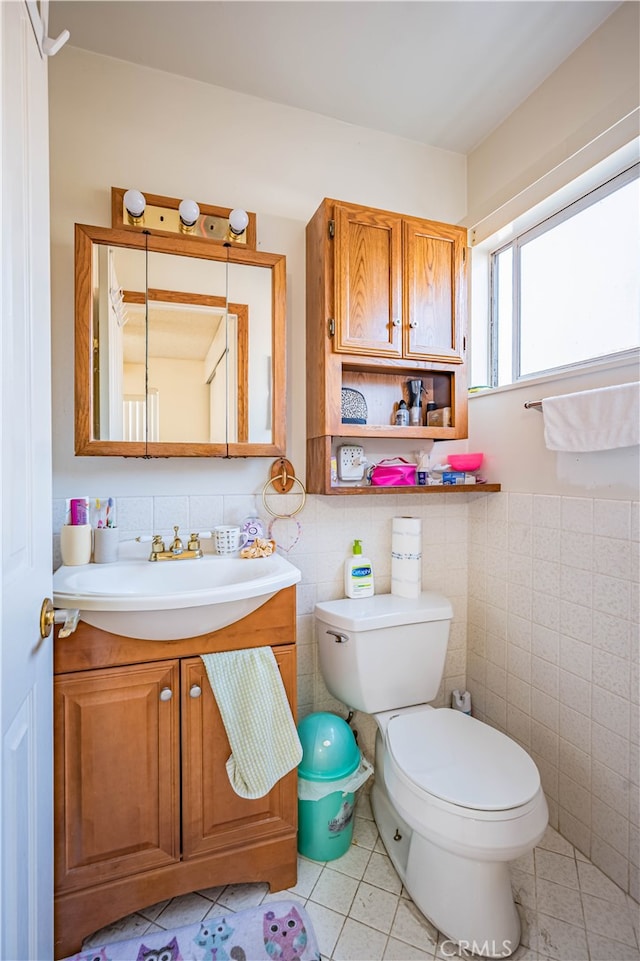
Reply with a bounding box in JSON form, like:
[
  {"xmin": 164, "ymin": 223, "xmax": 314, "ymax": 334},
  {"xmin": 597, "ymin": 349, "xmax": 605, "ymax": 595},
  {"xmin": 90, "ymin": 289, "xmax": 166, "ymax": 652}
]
[{"xmin": 74, "ymin": 223, "xmax": 286, "ymax": 457}]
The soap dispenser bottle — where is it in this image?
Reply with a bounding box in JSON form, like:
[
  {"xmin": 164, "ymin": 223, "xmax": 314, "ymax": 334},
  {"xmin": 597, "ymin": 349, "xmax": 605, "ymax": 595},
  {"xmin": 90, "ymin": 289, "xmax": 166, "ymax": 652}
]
[{"xmin": 345, "ymin": 539, "xmax": 374, "ymax": 598}]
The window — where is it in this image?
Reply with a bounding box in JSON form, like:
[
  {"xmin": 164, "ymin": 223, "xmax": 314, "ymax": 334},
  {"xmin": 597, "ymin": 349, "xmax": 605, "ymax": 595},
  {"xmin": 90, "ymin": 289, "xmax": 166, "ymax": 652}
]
[{"xmin": 490, "ymin": 164, "xmax": 640, "ymax": 386}]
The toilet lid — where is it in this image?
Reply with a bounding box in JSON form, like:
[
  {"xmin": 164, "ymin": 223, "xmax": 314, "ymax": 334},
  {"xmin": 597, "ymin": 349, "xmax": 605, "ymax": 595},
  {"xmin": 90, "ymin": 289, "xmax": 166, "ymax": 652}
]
[{"xmin": 386, "ymin": 709, "xmax": 540, "ymax": 811}]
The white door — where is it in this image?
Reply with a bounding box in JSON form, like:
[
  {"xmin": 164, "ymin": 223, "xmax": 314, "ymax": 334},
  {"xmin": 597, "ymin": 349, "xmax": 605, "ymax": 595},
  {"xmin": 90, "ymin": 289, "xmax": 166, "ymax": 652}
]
[{"xmin": 1, "ymin": 3, "xmax": 54, "ymax": 958}]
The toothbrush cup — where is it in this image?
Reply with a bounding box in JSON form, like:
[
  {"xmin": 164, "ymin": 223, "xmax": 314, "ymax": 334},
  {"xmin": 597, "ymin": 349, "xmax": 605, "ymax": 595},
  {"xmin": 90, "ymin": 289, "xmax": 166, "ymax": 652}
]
[{"xmin": 93, "ymin": 526, "xmax": 120, "ymax": 564}]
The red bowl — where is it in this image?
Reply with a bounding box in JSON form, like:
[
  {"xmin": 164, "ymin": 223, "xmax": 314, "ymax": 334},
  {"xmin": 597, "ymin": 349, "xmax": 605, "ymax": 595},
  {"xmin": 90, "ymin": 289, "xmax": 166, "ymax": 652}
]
[{"xmin": 448, "ymin": 453, "xmax": 483, "ymax": 472}]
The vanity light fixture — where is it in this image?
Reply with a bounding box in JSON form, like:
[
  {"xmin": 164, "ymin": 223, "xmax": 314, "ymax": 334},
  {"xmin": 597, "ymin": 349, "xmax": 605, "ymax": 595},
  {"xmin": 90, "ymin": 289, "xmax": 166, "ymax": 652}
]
[
  {"xmin": 178, "ymin": 198, "xmax": 200, "ymax": 233},
  {"xmin": 113, "ymin": 187, "xmax": 256, "ymax": 248},
  {"xmin": 123, "ymin": 188, "xmax": 146, "ymax": 225},
  {"xmin": 229, "ymin": 208, "xmax": 250, "ymax": 237}
]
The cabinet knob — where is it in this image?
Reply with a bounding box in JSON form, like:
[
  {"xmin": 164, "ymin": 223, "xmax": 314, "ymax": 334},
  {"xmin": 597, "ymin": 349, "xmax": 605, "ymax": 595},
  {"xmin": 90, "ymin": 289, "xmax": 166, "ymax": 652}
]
[
  {"xmin": 159, "ymin": 687, "xmax": 173, "ymax": 701},
  {"xmin": 189, "ymin": 684, "xmax": 202, "ymax": 698},
  {"xmin": 409, "ymin": 320, "xmax": 418, "ymax": 328},
  {"xmin": 392, "ymin": 318, "xmax": 401, "ymax": 327}
]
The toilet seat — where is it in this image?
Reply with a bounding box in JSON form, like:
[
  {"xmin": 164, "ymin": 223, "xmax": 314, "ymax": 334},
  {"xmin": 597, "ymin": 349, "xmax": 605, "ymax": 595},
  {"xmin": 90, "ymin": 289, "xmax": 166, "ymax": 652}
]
[{"xmin": 386, "ymin": 708, "xmax": 540, "ymax": 812}]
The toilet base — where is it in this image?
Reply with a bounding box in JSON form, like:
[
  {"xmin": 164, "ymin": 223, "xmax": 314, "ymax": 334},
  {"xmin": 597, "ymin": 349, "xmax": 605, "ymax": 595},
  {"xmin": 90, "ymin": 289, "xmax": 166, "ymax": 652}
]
[{"xmin": 371, "ymin": 779, "xmax": 520, "ymax": 958}]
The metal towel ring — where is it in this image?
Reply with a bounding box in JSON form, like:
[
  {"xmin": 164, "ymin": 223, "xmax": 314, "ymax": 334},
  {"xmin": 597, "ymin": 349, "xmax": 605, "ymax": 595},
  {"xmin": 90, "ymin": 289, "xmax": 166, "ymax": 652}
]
[{"xmin": 262, "ymin": 458, "xmax": 306, "ymax": 518}]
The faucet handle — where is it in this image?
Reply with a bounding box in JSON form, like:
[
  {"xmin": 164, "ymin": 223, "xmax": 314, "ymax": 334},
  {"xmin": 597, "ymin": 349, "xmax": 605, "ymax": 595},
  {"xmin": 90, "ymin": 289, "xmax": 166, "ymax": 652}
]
[
  {"xmin": 151, "ymin": 534, "xmax": 166, "ymax": 555},
  {"xmin": 188, "ymin": 533, "xmax": 201, "ymax": 551}
]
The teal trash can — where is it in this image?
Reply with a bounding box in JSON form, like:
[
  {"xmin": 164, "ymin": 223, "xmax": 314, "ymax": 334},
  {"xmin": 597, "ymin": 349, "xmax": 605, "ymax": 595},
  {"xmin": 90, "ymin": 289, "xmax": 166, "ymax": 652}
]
[{"xmin": 297, "ymin": 712, "xmax": 362, "ymax": 861}]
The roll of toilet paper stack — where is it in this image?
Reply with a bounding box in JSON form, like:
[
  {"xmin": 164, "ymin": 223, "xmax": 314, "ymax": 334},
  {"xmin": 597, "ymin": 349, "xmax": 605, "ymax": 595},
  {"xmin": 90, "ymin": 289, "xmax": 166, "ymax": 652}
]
[{"xmin": 391, "ymin": 516, "xmax": 422, "ymax": 598}]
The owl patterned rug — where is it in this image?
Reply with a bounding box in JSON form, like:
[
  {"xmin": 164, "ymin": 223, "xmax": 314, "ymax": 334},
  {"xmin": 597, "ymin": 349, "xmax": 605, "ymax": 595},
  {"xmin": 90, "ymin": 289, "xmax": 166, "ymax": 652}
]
[{"xmin": 64, "ymin": 899, "xmax": 321, "ymax": 961}]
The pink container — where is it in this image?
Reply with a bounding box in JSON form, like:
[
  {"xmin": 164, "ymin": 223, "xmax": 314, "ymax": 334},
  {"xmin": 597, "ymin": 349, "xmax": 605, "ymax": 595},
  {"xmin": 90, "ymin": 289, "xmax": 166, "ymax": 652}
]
[{"xmin": 448, "ymin": 453, "xmax": 483, "ymax": 472}]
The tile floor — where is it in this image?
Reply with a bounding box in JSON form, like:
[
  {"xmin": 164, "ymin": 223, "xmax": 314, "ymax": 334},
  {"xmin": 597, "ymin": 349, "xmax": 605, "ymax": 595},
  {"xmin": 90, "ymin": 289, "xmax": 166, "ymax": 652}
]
[{"xmin": 82, "ymin": 793, "xmax": 639, "ymax": 961}]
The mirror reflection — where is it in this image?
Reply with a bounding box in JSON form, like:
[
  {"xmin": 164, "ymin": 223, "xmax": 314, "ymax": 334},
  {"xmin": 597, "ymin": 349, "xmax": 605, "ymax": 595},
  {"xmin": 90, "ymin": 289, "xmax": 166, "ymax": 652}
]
[{"xmin": 75, "ymin": 224, "xmax": 286, "ymax": 457}]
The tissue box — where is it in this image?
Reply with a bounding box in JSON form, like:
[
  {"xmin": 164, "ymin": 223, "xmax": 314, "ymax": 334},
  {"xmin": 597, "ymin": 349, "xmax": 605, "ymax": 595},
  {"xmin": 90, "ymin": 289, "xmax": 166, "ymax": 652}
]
[{"xmin": 442, "ymin": 471, "xmax": 476, "ymax": 485}]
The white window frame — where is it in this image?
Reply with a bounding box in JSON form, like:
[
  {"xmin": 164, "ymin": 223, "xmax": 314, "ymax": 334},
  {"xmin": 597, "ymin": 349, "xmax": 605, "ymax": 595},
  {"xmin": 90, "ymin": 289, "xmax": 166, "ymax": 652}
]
[{"xmin": 488, "ymin": 162, "xmax": 639, "ymax": 387}]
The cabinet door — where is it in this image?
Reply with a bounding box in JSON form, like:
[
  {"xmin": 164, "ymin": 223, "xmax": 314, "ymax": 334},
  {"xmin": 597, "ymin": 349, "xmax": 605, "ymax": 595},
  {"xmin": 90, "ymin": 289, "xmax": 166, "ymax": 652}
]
[
  {"xmin": 403, "ymin": 218, "xmax": 467, "ymax": 364},
  {"xmin": 182, "ymin": 647, "xmax": 297, "ymax": 859},
  {"xmin": 334, "ymin": 203, "xmax": 403, "ymax": 357},
  {"xmin": 54, "ymin": 661, "xmax": 180, "ymax": 893}
]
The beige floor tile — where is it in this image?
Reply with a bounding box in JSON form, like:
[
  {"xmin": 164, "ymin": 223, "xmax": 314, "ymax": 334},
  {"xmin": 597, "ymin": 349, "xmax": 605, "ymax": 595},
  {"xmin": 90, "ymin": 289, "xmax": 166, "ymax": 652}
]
[
  {"xmin": 82, "ymin": 913, "xmax": 154, "ymax": 948},
  {"xmin": 535, "ymin": 849, "xmax": 579, "ymax": 889},
  {"xmin": 333, "ymin": 917, "xmax": 388, "ymax": 961},
  {"xmin": 304, "ymin": 899, "xmax": 348, "ymax": 958},
  {"xmin": 330, "ymin": 843, "xmax": 373, "ymax": 880},
  {"xmin": 587, "ymin": 930, "xmax": 640, "ymax": 961},
  {"xmin": 154, "ymin": 891, "xmax": 216, "ymax": 928},
  {"xmin": 352, "ymin": 814, "xmax": 380, "ymax": 850},
  {"xmin": 577, "ymin": 859, "xmax": 630, "ymax": 906},
  {"xmin": 511, "ymin": 867, "xmax": 537, "ymax": 910},
  {"xmin": 350, "ymin": 880, "xmax": 400, "ymax": 934},
  {"xmin": 215, "ymin": 881, "xmax": 269, "ymax": 912},
  {"xmin": 531, "ymin": 912, "xmax": 589, "ymax": 960},
  {"xmin": 309, "ymin": 866, "xmax": 359, "ymax": 915},
  {"xmin": 390, "ymin": 899, "xmax": 439, "ymax": 953},
  {"xmin": 581, "ymin": 893, "xmax": 638, "ymax": 947},
  {"xmin": 536, "ymin": 878, "xmax": 583, "ymax": 927},
  {"xmin": 538, "ymin": 826, "xmax": 576, "ymax": 858},
  {"xmin": 386, "ymin": 934, "xmax": 436, "ymax": 959},
  {"xmin": 364, "ymin": 851, "xmax": 403, "ymax": 895},
  {"xmin": 287, "ymin": 856, "xmax": 325, "ymax": 898}
]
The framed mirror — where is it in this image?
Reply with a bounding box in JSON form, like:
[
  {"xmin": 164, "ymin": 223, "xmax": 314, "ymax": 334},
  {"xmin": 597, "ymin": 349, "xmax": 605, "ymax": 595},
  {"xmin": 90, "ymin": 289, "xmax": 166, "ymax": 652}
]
[{"xmin": 74, "ymin": 223, "xmax": 286, "ymax": 457}]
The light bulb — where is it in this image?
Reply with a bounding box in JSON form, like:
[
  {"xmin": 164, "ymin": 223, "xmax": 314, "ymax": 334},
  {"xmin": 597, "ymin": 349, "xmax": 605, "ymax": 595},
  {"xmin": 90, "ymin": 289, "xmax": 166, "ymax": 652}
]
[
  {"xmin": 178, "ymin": 198, "xmax": 200, "ymax": 228},
  {"xmin": 229, "ymin": 208, "xmax": 249, "ymax": 236},
  {"xmin": 123, "ymin": 189, "xmax": 146, "ymax": 219}
]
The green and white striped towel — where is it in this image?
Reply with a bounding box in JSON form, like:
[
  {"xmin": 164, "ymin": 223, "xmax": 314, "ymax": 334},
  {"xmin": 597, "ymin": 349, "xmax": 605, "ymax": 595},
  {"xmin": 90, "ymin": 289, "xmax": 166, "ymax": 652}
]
[{"xmin": 201, "ymin": 647, "xmax": 303, "ymax": 800}]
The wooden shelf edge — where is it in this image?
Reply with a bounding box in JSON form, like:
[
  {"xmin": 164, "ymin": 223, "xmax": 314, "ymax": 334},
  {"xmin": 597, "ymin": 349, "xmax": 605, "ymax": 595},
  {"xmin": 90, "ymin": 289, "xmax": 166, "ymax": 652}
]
[{"xmin": 315, "ymin": 483, "xmax": 502, "ymax": 496}]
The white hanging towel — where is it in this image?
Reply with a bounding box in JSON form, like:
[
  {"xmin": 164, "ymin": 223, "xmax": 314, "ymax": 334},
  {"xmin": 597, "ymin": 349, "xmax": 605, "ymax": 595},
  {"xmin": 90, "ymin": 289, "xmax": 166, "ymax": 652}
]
[
  {"xmin": 542, "ymin": 382, "xmax": 640, "ymax": 452},
  {"xmin": 201, "ymin": 647, "xmax": 302, "ymax": 799}
]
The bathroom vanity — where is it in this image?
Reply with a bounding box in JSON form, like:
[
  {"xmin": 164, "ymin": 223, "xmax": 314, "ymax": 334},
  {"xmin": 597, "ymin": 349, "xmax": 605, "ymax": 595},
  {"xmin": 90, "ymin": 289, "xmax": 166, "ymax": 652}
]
[{"xmin": 53, "ymin": 586, "xmax": 298, "ymax": 959}]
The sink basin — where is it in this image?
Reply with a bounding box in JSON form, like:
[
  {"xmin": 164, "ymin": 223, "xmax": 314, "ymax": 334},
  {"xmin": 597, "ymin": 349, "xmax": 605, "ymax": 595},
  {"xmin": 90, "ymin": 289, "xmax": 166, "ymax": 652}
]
[{"xmin": 52, "ymin": 540, "xmax": 301, "ymax": 640}]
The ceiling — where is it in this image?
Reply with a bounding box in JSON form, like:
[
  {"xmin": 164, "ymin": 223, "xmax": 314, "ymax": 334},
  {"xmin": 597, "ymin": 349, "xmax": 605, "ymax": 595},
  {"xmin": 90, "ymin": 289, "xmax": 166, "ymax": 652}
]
[{"xmin": 49, "ymin": 1, "xmax": 621, "ymax": 154}]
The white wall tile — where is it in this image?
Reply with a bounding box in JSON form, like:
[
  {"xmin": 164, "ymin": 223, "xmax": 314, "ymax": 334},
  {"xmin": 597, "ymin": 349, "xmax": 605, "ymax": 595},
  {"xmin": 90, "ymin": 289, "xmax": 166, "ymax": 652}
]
[
  {"xmin": 592, "ymin": 684, "xmax": 630, "ymax": 736},
  {"xmin": 594, "ymin": 499, "xmax": 631, "ymax": 540},
  {"xmin": 562, "ymin": 497, "xmax": 594, "ymax": 534},
  {"xmin": 593, "ymin": 573, "xmax": 631, "ymax": 618},
  {"xmin": 559, "ymin": 635, "xmax": 592, "ymax": 682},
  {"xmin": 560, "ymin": 530, "xmax": 593, "ymax": 571},
  {"xmin": 533, "ymin": 494, "xmax": 562, "ymax": 529}
]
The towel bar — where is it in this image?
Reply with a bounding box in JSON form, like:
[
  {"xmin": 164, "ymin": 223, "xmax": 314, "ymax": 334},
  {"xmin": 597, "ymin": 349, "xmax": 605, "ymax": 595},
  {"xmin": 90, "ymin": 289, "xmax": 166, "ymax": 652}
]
[{"xmin": 524, "ymin": 401, "xmax": 543, "ymax": 411}]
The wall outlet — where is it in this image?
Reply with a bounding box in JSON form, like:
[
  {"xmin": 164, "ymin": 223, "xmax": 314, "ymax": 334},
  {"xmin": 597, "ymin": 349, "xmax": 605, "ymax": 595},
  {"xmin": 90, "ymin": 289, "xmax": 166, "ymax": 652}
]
[{"xmin": 337, "ymin": 444, "xmax": 366, "ymax": 481}]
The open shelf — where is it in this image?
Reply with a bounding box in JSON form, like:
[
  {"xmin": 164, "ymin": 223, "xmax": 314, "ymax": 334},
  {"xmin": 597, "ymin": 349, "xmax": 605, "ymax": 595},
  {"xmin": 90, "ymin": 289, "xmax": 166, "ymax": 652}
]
[
  {"xmin": 307, "ymin": 436, "xmax": 500, "ymax": 495},
  {"xmin": 323, "ymin": 483, "xmax": 501, "ymax": 496}
]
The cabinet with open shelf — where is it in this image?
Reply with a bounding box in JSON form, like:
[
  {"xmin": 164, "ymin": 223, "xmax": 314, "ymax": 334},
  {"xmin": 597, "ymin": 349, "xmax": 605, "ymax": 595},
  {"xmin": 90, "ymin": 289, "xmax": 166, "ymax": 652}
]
[{"xmin": 306, "ymin": 197, "xmax": 484, "ymax": 495}]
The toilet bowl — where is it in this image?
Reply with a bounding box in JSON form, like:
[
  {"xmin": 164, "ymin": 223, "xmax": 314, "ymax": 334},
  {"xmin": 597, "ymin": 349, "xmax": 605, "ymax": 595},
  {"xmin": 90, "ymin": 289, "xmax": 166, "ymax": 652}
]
[{"xmin": 315, "ymin": 594, "xmax": 549, "ymax": 958}]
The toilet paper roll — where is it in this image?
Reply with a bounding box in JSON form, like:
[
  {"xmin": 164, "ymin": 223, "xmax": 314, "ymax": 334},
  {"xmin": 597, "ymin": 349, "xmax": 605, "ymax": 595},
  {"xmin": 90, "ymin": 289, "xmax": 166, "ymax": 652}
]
[
  {"xmin": 60, "ymin": 524, "xmax": 92, "ymax": 566},
  {"xmin": 391, "ymin": 516, "xmax": 422, "ymax": 599}
]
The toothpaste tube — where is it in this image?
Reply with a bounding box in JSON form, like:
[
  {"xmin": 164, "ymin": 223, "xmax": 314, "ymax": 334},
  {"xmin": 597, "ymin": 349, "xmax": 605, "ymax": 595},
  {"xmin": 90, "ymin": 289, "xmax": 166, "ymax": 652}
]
[{"xmin": 69, "ymin": 497, "xmax": 89, "ymax": 525}]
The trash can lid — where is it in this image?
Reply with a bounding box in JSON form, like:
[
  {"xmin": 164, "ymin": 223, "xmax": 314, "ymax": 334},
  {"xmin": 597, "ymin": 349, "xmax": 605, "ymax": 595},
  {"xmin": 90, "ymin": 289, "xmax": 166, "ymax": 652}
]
[{"xmin": 297, "ymin": 712, "xmax": 361, "ymax": 781}]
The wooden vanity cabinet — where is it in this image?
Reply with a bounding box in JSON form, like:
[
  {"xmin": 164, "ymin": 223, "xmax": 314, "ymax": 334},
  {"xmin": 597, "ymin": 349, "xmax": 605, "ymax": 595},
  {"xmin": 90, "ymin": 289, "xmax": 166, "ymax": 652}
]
[
  {"xmin": 306, "ymin": 198, "xmax": 470, "ymax": 494},
  {"xmin": 53, "ymin": 587, "xmax": 298, "ymax": 960}
]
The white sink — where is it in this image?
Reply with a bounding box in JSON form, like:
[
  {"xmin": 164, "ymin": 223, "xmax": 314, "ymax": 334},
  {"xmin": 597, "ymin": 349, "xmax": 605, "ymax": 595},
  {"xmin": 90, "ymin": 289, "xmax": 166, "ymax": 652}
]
[{"xmin": 52, "ymin": 540, "xmax": 301, "ymax": 640}]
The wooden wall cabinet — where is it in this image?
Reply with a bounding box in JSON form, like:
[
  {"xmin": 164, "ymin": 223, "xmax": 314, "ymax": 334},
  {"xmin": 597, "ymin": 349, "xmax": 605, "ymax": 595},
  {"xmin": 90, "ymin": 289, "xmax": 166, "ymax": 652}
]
[
  {"xmin": 54, "ymin": 588, "xmax": 298, "ymax": 959},
  {"xmin": 306, "ymin": 198, "xmax": 471, "ymax": 494}
]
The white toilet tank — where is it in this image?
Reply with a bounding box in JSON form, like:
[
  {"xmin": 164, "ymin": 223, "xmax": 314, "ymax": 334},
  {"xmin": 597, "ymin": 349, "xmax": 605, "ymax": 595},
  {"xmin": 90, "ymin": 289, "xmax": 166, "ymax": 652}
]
[{"xmin": 315, "ymin": 592, "xmax": 453, "ymax": 714}]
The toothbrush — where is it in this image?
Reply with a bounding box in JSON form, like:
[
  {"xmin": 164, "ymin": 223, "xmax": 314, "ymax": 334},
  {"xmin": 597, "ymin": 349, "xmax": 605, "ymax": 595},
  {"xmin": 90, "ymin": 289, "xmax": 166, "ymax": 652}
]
[{"xmin": 106, "ymin": 497, "xmax": 114, "ymax": 528}]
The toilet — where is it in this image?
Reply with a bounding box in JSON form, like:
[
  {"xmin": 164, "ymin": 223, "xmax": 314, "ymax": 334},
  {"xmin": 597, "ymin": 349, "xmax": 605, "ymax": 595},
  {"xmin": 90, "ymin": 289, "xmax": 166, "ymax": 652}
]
[{"xmin": 315, "ymin": 592, "xmax": 548, "ymax": 959}]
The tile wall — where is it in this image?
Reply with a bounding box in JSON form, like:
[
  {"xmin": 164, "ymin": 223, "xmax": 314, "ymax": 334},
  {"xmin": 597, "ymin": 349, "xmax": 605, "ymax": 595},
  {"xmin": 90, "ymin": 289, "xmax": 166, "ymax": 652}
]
[
  {"xmin": 466, "ymin": 493, "xmax": 639, "ymax": 903},
  {"xmin": 53, "ymin": 488, "xmax": 639, "ymax": 903}
]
